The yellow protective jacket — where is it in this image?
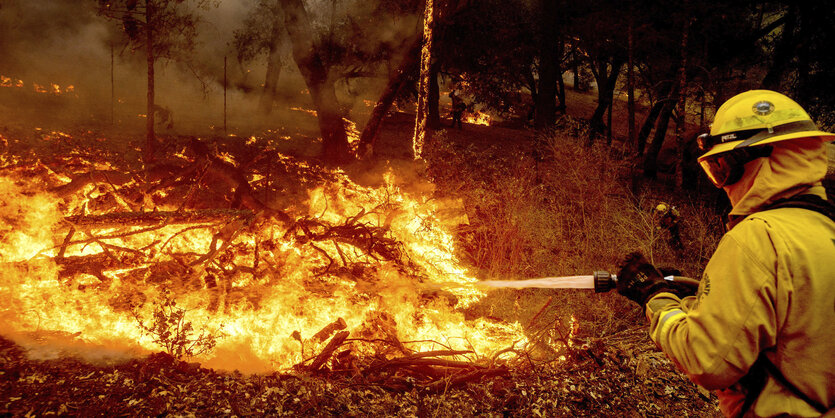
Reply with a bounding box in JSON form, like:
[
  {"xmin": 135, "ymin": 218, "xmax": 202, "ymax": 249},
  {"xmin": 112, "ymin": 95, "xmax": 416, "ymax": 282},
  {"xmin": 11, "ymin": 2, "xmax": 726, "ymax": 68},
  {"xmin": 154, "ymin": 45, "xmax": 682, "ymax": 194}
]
[{"xmin": 645, "ymin": 138, "xmax": 835, "ymax": 417}]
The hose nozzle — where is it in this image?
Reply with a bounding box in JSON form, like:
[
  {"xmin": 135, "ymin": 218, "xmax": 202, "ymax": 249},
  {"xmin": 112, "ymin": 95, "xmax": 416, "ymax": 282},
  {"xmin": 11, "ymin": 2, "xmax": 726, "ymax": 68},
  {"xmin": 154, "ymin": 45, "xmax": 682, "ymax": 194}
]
[
  {"xmin": 593, "ymin": 271, "xmax": 617, "ymax": 293},
  {"xmin": 593, "ymin": 270, "xmax": 701, "ymax": 293}
]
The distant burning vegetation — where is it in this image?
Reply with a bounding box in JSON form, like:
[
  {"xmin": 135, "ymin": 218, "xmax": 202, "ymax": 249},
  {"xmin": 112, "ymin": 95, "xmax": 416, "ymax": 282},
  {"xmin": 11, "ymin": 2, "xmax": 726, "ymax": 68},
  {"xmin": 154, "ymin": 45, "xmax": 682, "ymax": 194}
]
[{"xmin": 1, "ymin": 75, "xmax": 75, "ymax": 96}]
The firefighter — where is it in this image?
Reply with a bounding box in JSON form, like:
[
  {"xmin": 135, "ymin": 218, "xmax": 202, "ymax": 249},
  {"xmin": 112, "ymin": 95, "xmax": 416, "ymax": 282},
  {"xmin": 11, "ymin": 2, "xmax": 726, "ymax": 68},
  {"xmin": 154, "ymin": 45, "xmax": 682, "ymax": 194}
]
[
  {"xmin": 653, "ymin": 202, "xmax": 683, "ymax": 252},
  {"xmin": 449, "ymin": 90, "xmax": 466, "ymax": 129},
  {"xmin": 616, "ymin": 90, "xmax": 835, "ymax": 416},
  {"xmin": 153, "ymin": 104, "xmax": 174, "ymax": 130}
]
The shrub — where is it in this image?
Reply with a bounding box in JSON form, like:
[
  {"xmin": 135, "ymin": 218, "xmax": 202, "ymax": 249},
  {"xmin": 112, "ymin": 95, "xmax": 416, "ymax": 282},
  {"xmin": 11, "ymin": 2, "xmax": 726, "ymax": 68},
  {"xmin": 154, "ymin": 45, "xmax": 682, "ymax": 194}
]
[
  {"xmin": 424, "ymin": 119, "xmax": 725, "ymax": 340},
  {"xmin": 133, "ymin": 293, "xmax": 226, "ymax": 359}
]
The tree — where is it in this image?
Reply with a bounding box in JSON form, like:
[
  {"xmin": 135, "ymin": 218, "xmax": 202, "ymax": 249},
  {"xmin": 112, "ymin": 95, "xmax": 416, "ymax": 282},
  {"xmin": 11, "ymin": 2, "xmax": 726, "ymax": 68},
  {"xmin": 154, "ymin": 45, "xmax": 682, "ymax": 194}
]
[
  {"xmin": 278, "ymin": 0, "xmax": 350, "ymax": 164},
  {"xmin": 98, "ymin": 0, "xmax": 211, "ymax": 164},
  {"xmin": 760, "ymin": 2, "xmax": 797, "ymax": 91},
  {"xmin": 634, "ymin": 0, "xmax": 783, "ymax": 178},
  {"xmin": 641, "ymin": 0, "xmax": 691, "ymax": 178},
  {"xmin": 567, "ymin": 0, "xmax": 628, "ymax": 142},
  {"xmin": 626, "ymin": 0, "xmax": 636, "ymax": 150},
  {"xmin": 413, "ymin": 0, "xmax": 437, "ymax": 159},
  {"xmin": 430, "ymin": 0, "xmax": 537, "ymax": 121},
  {"xmin": 233, "ymin": 0, "xmax": 285, "ymax": 115},
  {"xmin": 232, "ymin": 0, "xmax": 425, "ymax": 160},
  {"xmin": 761, "ymin": 1, "xmax": 835, "ymax": 128},
  {"xmin": 533, "ymin": 0, "xmax": 560, "ymax": 128},
  {"xmin": 356, "ymin": 34, "xmax": 421, "ymax": 158}
]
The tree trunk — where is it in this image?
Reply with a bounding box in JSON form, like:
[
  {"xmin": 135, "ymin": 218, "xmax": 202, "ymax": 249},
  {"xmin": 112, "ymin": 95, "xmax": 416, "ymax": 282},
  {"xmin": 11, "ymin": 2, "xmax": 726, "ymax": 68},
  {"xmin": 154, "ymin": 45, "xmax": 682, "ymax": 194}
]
[
  {"xmin": 588, "ymin": 59, "xmax": 624, "ymax": 145},
  {"xmin": 413, "ymin": 0, "xmax": 436, "ymax": 159},
  {"xmin": 357, "ymin": 36, "xmax": 421, "ymax": 158},
  {"xmin": 606, "ymin": 100, "xmax": 613, "ymax": 144},
  {"xmin": 626, "ymin": 1, "xmax": 636, "ymax": 151},
  {"xmin": 636, "ymin": 84, "xmax": 671, "ymax": 155},
  {"xmin": 643, "ymin": 92, "xmax": 677, "ymax": 178},
  {"xmin": 534, "ymin": 0, "xmax": 559, "ymax": 128},
  {"xmin": 572, "ymin": 48, "xmax": 580, "ymax": 90},
  {"xmin": 145, "ymin": 0, "xmax": 156, "ymax": 164},
  {"xmin": 556, "ymin": 40, "xmax": 566, "ymax": 114},
  {"xmin": 674, "ymin": 14, "xmax": 691, "ymax": 187},
  {"xmin": 524, "ymin": 66, "xmax": 538, "ymax": 104},
  {"xmin": 259, "ymin": 27, "xmax": 283, "ymax": 115},
  {"xmin": 280, "ymin": 0, "xmax": 349, "ymax": 164}
]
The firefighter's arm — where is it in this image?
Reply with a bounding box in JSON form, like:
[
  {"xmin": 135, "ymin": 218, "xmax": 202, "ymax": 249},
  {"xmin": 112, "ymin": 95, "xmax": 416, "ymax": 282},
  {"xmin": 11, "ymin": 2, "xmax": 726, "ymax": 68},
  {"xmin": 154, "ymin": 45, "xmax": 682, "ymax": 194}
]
[{"xmin": 644, "ymin": 226, "xmax": 779, "ymax": 390}]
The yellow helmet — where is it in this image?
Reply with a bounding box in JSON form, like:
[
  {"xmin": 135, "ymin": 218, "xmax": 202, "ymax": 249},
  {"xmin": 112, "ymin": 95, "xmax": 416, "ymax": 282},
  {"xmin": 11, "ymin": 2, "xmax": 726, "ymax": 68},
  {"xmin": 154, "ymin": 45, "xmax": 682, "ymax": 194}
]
[
  {"xmin": 697, "ymin": 90, "xmax": 834, "ymax": 159},
  {"xmin": 696, "ymin": 90, "xmax": 835, "ymax": 187}
]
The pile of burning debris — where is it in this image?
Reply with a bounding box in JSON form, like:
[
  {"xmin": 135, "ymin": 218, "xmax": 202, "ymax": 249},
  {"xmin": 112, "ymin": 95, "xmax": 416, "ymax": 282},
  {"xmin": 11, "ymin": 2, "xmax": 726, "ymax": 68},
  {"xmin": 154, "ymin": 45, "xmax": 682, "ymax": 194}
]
[{"xmin": 0, "ymin": 129, "xmax": 580, "ymax": 392}]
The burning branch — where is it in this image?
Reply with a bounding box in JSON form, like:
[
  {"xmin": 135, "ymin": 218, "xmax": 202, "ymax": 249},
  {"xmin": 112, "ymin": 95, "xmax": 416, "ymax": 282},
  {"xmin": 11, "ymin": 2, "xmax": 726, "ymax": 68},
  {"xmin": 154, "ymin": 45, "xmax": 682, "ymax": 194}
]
[
  {"xmin": 311, "ymin": 318, "xmax": 348, "ymax": 345},
  {"xmin": 63, "ymin": 209, "xmax": 254, "ymax": 229},
  {"xmin": 306, "ymin": 330, "xmax": 350, "ymax": 372},
  {"xmin": 1, "ymin": 131, "xmax": 530, "ymax": 389}
]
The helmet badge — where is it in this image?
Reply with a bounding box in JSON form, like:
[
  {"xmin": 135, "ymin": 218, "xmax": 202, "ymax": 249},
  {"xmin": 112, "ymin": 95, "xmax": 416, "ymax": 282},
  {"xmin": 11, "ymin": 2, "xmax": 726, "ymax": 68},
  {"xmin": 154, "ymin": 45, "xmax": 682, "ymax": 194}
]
[{"xmin": 753, "ymin": 101, "xmax": 774, "ymax": 116}]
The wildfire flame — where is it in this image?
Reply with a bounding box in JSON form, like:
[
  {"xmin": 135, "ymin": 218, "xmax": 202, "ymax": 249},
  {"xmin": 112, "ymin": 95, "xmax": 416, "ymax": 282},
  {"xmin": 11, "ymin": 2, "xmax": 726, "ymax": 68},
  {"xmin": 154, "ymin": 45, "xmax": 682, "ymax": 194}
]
[
  {"xmin": 1, "ymin": 75, "xmax": 75, "ymax": 95},
  {"xmin": 344, "ymin": 118, "xmax": 360, "ymax": 150},
  {"xmin": 0, "ymin": 147, "xmax": 527, "ymax": 372},
  {"xmin": 0, "ymin": 75, "xmax": 24, "ymax": 88},
  {"xmin": 465, "ymin": 110, "xmax": 492, "ymax": 126},
  {"xmin": 290, "ymin": 107, "xmax": 318, "ymax": 117}
]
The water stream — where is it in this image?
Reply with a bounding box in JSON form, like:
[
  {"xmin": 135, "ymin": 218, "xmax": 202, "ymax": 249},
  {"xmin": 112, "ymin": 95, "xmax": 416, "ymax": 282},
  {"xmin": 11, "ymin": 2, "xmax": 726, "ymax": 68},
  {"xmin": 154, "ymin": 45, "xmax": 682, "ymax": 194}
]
[
  {"xmin": 421, "ymin": 275, "xmax": 598, "ymax": 291},
  {"xmin": 476, "ymin": 275, "xmax": 596, "ymax": 289}
]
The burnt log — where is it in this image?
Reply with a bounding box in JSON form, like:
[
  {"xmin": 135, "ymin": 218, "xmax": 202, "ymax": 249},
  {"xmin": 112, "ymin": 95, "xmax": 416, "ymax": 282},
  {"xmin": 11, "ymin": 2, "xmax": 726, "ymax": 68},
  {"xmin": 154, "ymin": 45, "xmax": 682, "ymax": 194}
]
[
  {"xmin": 308, "ymin": 330, "xmax": 350, "ymax": 371},
  {"xmin": 55, "ymin": 252, "xmax": 121, "ymax": 283},
  {"xmin": 311, "ymin": 317, "xmax": 347, "ymax": 345}
]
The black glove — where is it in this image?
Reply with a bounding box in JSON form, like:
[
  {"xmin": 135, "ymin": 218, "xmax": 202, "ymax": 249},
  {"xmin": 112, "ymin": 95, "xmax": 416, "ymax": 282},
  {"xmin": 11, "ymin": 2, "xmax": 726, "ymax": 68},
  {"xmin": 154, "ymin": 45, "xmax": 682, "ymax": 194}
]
[{"xmin": 617, "ymin": 252, "xmax": 691, "ymax": 307}]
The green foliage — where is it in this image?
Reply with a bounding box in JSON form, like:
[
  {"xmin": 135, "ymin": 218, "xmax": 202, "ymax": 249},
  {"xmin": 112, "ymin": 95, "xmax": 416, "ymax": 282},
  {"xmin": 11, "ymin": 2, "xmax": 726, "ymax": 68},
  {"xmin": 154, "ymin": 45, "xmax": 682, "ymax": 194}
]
[{"xmin": 133, "ymin": 293, "xmax": 225, "ymax": 359}]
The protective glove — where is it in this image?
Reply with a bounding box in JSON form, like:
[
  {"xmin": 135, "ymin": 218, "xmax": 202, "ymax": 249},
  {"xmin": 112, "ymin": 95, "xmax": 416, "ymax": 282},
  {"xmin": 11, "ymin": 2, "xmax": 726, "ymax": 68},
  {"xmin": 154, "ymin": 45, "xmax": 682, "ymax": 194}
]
[{"xmin": 617, "ymin": 252, "xmax": 693, "ymax": 308}]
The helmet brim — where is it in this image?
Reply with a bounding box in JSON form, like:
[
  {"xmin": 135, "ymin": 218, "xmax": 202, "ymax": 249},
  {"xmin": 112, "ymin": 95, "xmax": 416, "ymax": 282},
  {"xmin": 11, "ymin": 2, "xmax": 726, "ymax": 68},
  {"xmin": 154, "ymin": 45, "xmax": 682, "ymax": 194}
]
[{"xmin": 698, "ymin": 131, "xmax": 835, "ymax": 161}]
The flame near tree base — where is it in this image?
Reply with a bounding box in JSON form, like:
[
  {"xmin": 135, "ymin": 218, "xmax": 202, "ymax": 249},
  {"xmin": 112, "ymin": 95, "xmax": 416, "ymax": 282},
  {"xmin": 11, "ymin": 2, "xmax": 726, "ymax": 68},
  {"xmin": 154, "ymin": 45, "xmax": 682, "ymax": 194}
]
[{"xmin": 0, "ymin": 132, "xmax": 565, "ymax": 377}]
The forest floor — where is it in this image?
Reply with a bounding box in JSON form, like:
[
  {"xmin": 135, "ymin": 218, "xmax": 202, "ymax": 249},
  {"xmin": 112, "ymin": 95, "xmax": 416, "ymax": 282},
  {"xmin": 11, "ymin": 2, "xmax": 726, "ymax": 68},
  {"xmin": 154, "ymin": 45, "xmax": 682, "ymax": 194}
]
[{"xmin": 0, "ymin": 86, "xmax": 743, "ymax": 416}]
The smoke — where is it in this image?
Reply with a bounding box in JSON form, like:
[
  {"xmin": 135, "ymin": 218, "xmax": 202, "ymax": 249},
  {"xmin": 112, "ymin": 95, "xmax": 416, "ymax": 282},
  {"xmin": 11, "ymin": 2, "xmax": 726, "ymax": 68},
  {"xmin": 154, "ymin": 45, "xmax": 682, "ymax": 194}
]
[
  {"xmin": 0, "ymin": 1, "xmax": 108, "ymax": 81},
  {"xmin": 0, "ymin": 0, "xmax": 422, "ymax": 136}
]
